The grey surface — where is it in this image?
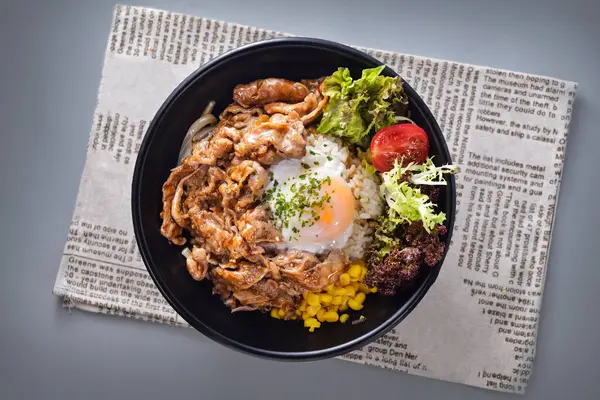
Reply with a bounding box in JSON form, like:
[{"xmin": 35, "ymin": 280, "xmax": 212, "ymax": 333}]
[{"xmin": 1, "ymin": 0, "xmax": 598, "ymax": 398}]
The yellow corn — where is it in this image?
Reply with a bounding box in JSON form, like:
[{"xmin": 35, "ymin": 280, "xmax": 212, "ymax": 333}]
[
  {"xmin": 289, "ymin": 259, "xmax": 373, "ymax": 328},
  {"xmin": 323, "ymin": 311, "xmax": 339, "ymax": 323},
  {"xmin": 354, "ymin": 292, "xmax": 366, "ymax": 305},
  {"xmin": 306, "ymin": 305, "xmax": 320, "ymax": 317},
  {"xmin": 270, "ymin": 309, "xmax": 280, "ymax": 319},
  {"xmin": 359, "ymin": 266, "xmax": 367, "ymax": 280},
  {"xmin": 291, "ymin": 315, "xmax": 297, "ymax": 320},
  {"xmin": 319, "ymin": 293, "xmax": 333, "ymax": 304},
  {"xmin": 348, "ymin": 264, "xmax": 362, "ymax": 279},
  {"xmin": 278, "ymin": 308, "xmax": 286, "ymax": 318},
  {"xmin": 344, "ymin": 285, "xmax": 356, "ymax": 297},
  {"xmin": 348, "ymin": 299, "xmax": 364, "ymax": 311},
  {"xmin": 316, "ymin": 308, "xmax": 327, "ymax": 322},
  {"xmin": 304, "ymin": 317, "xmax": 321, "ymax": 331},
  {"xmin": 358, "ymin": 283, "xmax": 371, "ymax": 294},
  {"xmin": 339, "ymin": 273, "xmax": 351, "ymax": 286},
  {"xmin": 307, "ymin": 293, "xmax": 321, "ymax": 307},
  {"xmin": 299, "ymin": 300, "xmax": 307, "ymax": 312}
]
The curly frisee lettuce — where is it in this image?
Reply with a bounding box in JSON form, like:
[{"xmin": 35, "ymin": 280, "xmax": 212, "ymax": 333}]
[
  {"xmin": 369, "ymin": 159, "xmax": 458, "ymax": 261},
  {"xmin": 403, "ymin": 158, "xmax": 460, "ymax": 186},
  {"xmin": 317, "ymin": 66, "xmax": 408, "ymax": 146},
  {"xmin": 380, "ymin": 160, "xmax": 447, "ymax": 233}
]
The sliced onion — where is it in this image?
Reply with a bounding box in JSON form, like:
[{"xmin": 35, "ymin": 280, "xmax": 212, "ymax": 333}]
[
  {"xmin": 393, "ymin": 116, "xmax": 416, "ymax": 124},
  {"xmin": 178, "ymin": 114, "xmax": 217, "ymax": 163},
  {"xmin": 202, "ymin": 101, "xmax": 216, "ymax": 116}
]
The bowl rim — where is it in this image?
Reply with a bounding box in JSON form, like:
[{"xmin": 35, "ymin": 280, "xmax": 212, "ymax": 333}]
[{"xmin": 132, "ymin": 36, "xmax": 456, "ymax": 361}]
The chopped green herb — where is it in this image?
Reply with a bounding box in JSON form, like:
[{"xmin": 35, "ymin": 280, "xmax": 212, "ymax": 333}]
[
  {"xmin": 327, "ymin": 156, "xmax": 333, "ymax": 161},
  {"xmin": 309, "ymin": 149, "xmax": 317, "ymax": 155},
  {"xmin": 262, "ymin": 173, "xmax": 334, "ymax": 234},
  {"xmin": 301, "ymin": 163, "xmax": 310, "ymax": 170}
]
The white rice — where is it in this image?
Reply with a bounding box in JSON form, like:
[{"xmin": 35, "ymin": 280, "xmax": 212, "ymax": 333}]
[{"xmin": 305, "ymin": 134, "xmax": 383, "ymax": 260}]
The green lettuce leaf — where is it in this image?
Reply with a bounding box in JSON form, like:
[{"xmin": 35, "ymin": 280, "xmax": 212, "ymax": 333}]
[
  {"xmin": 357, "ymin": 148, "xmax": 377, "ymax": 176},
  {"xmin": 373, "ymin": 215, "xmax": 401, "ymax": 259},
  {"xmin": 317, "ymin": 66, "xmax": 407, "ymax": 146}
]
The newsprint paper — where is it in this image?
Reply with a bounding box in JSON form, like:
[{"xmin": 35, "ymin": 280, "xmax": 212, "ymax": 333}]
[{"xmin": 53, "ymin": 4, "xmax": 577, "ymax": 394}]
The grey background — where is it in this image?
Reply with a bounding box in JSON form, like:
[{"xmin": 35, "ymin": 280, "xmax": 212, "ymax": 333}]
[{"xmin": 1, "ymin": 0, "xmax": 598, "ymax": 399}]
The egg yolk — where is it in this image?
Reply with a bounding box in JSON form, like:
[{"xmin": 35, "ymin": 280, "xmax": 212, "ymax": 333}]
[{"xmin": 306, "ymin": 176, "xmax": 355, "ymax": 242}]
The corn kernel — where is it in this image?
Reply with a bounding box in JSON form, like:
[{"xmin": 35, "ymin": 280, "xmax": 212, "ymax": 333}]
[
  {"xmin": 309, "ymin": 327, "xmax": 316, "ymax": 332},
  {"xmin": 291, "ymin": 315, "xmax": 297, "ymax": 320},
  {"xmin": 360, "ymin": 266, "xmax": 368, "ymax": 280},
  {"xmin": 323, "ymin": 311, "xmax": 339, "ymax": 322},
  {"xmin": 339, "ymin": 273, "xmax": 351, "ymax": 286},
  {"xmin": 303, "ymin": 292, "xmax": 310, "ymax": 300},
  {"xmin": 306, "ymin": 305, "xmax": 320, "ymax": 317},
  {"xmin": 325, "ymin": 284, "xmax": 335, "ymax": 292},
  {"xmin": 339, "ymin": 303, "xmax": 348, "ymax": 312},
  {"xmin": 299, "ymin": 300, "xmax": 307, "ymax": 312},
  {"xmin": 370, "ymin": 286, "xmax": 378, "ymax": 293},
  {"xmin": 304, "ymin": 317, "xmax": 321, "ymax": 329},
  {"xmin": 270, "ymin": 309, "xmax": 280, "ymax": 319},
  {"xmin": 348, "ymin": 299, "xmax": 364, "ymax": 311},
  {"xmin": 316, "ymin": 308, "xmax": 327, "ymax": 322},
  {"xmin": 331, "ymin": 296, "xmax": 342, "ymax": 305},
  {"xmin": 340, "ymin": 313, "xmax": 350, "ymax": 323},
  {"xmin": 354, "ymin": 292, "xmax": 366, "ymax": 304},
  {"xmin": 344, "ymin": 285, "xmax": 356, "ymax": 297},
  {"xmin": 307, "ymin": 293, "xmax": 321, "ymax": 307},
  {"xmin": 358, "ymin": 283, "xmax": 371, "ymax": 294},
  {"xmin": 319, "ymin": 293, "xmax": 333, "ymax": 304},
  {"xmin": 330, "ymin": 305, "xmax": 339, "ymax": 313},
  {"xmin": 302, "ymin": 311, "xmax": 310, "ymax": 320},
  {"xmin": 296, "ymin": 309, "xmax": 302, "ymax": 316},
  {"xmin": 335, "ymin": 287, "xmax": 347, "ymax": 296},
  {"xmin": 278, "ymin": 308, "xmax": 286, "ymax": 317},
  {"xmin": 348, "ymin": 264, "xmax": 362, "ymax": 278}
]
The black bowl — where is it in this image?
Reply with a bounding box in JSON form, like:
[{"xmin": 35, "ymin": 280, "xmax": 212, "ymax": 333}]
[{"xmin": 132, "ymin": 37, "xmax": 455, "ymax": 360}]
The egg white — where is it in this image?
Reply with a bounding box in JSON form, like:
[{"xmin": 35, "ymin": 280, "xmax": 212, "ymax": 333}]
[{"xmin": 264, "ymin": 150, "xmax": 355, "ymax": 254}]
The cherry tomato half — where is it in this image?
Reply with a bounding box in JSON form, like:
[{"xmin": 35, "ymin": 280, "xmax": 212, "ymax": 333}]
[{"xmin": 370, "ymin": 123, "xmax": 429, "ymax": 172}]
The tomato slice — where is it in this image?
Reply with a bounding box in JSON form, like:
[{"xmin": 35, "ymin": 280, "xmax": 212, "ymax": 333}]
[{"xmin": 370, "ymin": 124, "xmax": 429, "ymax": 172}]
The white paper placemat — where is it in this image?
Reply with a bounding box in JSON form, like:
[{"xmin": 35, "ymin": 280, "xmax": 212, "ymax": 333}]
[{"xmin": 53, "ymin": 4, "xmax": 578, "ymax": 394}]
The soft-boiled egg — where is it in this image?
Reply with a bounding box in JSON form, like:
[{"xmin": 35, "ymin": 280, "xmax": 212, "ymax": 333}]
[{"xmin": 264, "ymin": 151, "xmax": 356, "ymax": 254}]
